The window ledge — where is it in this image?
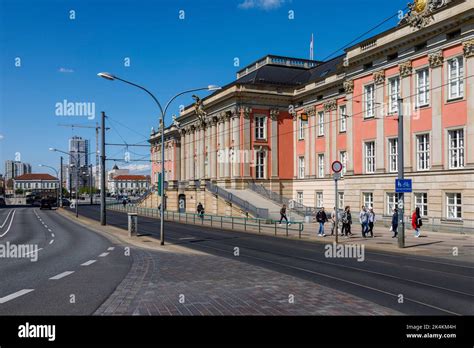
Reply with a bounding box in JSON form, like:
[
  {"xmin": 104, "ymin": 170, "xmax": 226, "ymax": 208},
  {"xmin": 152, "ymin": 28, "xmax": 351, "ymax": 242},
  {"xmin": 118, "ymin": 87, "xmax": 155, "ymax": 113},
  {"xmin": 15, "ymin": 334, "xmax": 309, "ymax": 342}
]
[
  {"xmin": 441, "ymin": 218, "xmax": 463, "ymax": 224},
  {"xmin": 446, "ymin": 97, "xmax": 464, "ymax": 104}
]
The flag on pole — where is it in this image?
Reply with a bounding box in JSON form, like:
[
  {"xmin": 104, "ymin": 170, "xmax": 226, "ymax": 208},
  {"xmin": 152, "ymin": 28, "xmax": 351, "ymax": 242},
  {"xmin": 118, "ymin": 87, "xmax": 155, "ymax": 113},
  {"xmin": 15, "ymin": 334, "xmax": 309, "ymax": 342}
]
[{"xmin": 310, "ymin": 33, "xmax": 314, "ymax": 60}]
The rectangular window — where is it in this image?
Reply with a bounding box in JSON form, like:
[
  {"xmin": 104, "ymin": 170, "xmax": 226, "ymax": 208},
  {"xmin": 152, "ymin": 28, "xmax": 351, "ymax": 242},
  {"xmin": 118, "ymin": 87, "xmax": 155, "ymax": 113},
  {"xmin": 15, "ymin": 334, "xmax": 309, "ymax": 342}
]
[
  {"xmin": 363, "ymin": 192, "xmax": 373, "ymax": 209},
  {"xmin": 364, "ymin": 84, "xmax": 375, "ymax": 118},
  {"xmin": 365, "ymin": 141, "xmax": 375, "ymax": 173},
  {"xmin": 316, "ymin": 192, "xmax": 324, "ymax": 208},
  {"xmin": 339, "ymin": 106, "xmax": 347, "ymax": 132},
  {"xmin": 448, "ymin": 57, "xmax": 464, "ymax": 100},
  {"xmin": 318, "ymin": 112, "xmax": 324, "ymax": 136},
  {"xmin": 298, "ymin": 117, "xmax": 307, "ymax": 140},
  {"xmin": 388, "ymin": 138, "xmax": 398, "ymax": 173},
  {"xmin": 256, "ymin": 151, "xmax": 266, "ymax": 179},
  {"xmin": 446, "ymin": 193, "xmax": 462, "ymax": 219},
  {"xmin": 414, "ymin": 193, "xmax": 428, "ymax": 217},
  {"xmin": 387, "ymin": 192, "xmax": 399, "ymax": 215},
  {"xmin": 318, "ymin": 154, "xmax": 325, "ymax": 178},
  {"xmin": 448, "ymin": 129, "xmax": 464, "ymax": 169},
  {"xmin": 388, "ymin": 77, "xmax": 400, "ymax": 113},
  {"xmin": 297, "ymin": 192, "xmax": 304, "ymax": 205},
  {"xmin": 416, "ymin": 69, "xmax": 430, "ymax": 107},
  {"xmin": 255, "ymin": 116, "xmax": 266, "ymax": 140},
  {"xmin": 340, "ymin": 151, "xmax": 347, "ymax": 176},
  {"xmin": 416, "ymin": 134, "xmax": 430, "ymax": 171},
  {"xmin": 298, "ymin": 156, "xmax": 305, "ymax": 179},
  {"xmin": 338, "ymin": 192, "xmax": 344, "ymax": 209}
]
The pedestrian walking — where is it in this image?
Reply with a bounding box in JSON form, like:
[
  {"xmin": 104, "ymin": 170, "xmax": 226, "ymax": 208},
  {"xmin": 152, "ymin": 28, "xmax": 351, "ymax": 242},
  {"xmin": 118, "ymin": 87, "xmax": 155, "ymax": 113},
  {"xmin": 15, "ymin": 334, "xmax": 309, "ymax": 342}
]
[
  {"xmin": 331, "ymin": 207, "xmax": 339, "ymax": 236},
  {"xmin": 316, "ymin": 207, "xmax": 328, "ymax": 237},
  {"xmin": 391, "ymin": 208, "xmax": 398, "ymax": 238},
  {"xmin": 359, "ymin": 206, "xmax": 369, "ymax": 237},
  {"xmin": 197, "ymin": 202, "xmax": 204, "ymax": 220},
  {"xmin": 341, "ymin": 206, "xmax": 352, "ymax": 237},
  {"xmin": 367, "ymin": 207, "xmax": 376, "ymax": 237},
  {"xmin": 122, "ymin": 198, "xmax": 127, "ymax": 208},
  {"xmin": 412, "ymin": 207, "xmax": 422, "ymax": 238},
  {"xmin": 279, "ymin": 204, "xmax": 291, "ymax": 225}
]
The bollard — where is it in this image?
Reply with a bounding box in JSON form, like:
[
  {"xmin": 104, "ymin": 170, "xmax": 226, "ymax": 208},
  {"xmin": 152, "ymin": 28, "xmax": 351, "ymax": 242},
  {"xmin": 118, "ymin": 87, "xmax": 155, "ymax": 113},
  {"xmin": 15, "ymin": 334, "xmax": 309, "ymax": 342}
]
[{"xmin": 128, "ymin": 213, "xmax": 138, "ymax": 237}]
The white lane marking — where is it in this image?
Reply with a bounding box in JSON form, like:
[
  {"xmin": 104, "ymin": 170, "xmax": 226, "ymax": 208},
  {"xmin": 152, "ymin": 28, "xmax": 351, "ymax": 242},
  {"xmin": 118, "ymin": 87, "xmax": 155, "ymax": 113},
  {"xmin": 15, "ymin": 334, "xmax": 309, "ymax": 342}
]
[
  {"xmin": 107, "ymin": 247, "xmax": 115, "ymax": 251},
  {"xmin": 51, "ymin": 233, "xmax": 55, "ymax": 237},
  {"xmin": 49, "ymin": 239, "xmax": 54, "ymax": 245},
  {"xmin": 179, "ymin": 237, "xmax": 196, "ymax": 240},
  {"xmin": 23, "ymin": 248, "xmax": 43, "ymax": 257},
  {"xmin": 44, "ymin": 225, "xmax": 48, "ymax": 228},
  {"xmin": 98, "ymin": 252, "xmax": 109, "ymax": 257},
  {"xmin": 49, "ymin": 271, "xmax": 74, "ymax": 280},
  {"xmin": 0, "ymin": 289, "xmax": 35, "ymax": 304},
  {"xmin": 0, "ymin": 209, "xmax": 14, "ymax": 228},
  {"xmin": 0, "ymin": 210, "xmax": 16, "ymax": 237},
  {"xmin": 81, "ymin": 260, "xmax": 97, "ymax": 266},
  {"xmin": 48, "ymin": 229, "xmax": 52, "ymax": 232}
]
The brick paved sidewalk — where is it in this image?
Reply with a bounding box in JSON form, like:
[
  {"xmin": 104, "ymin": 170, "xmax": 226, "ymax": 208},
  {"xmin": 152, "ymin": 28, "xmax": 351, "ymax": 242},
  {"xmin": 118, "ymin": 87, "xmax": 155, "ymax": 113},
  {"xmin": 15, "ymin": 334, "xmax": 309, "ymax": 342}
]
[{"xmin": 95, "ymin": 246, "xmax": 400, "ymax": 316}]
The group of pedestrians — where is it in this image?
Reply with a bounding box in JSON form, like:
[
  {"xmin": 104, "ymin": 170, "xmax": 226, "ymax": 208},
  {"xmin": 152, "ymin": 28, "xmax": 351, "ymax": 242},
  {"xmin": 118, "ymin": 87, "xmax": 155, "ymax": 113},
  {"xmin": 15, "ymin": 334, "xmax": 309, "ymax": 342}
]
[{"xmin": 310, "ymin": 204, "xmax": 423, "ymax": 239}]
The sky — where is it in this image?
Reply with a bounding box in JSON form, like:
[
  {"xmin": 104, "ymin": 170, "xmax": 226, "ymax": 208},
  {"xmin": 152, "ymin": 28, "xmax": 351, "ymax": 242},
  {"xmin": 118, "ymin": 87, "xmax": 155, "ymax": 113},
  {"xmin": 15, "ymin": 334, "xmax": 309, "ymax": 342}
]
[{"xmin": 0, "ymin": 0, "xmax": 408, "ymax": 175}]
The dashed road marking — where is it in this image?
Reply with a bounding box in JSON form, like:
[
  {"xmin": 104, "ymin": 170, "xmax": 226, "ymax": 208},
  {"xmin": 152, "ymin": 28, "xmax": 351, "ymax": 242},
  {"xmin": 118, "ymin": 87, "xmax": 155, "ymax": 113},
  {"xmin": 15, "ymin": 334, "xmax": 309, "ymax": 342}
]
[
  {"xmin": 49, "ymin": 271, "xmax": 74, "ymax": 280},
  {"xmin": 49, "ymin": 240, "xmax": 54, "ymax": 245},
  {"xmin": 98, "ymin": 252, "xmax": 109, "ymax": 257},
  {"xmin": 0, "ymin": 289, "xmax": 34, "ymax": 304},
  {"xmin": 81, "ymin": 260, "xmax": 97, "ymax": 266},
  {"xmin": 51, "ymin": 233, "xmax": 55, "ymax": 238},
  {"xmin": 107, "ymin": 247, "xmax": 115, "ymax": 251}
]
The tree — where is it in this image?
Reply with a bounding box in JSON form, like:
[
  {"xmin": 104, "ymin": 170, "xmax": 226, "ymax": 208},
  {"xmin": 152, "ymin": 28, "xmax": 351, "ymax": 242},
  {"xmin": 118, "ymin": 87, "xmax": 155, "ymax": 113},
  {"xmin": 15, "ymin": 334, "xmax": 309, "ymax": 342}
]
[{"xmin": 15, "ymin": 188, "xmax": 24, "ymax": 195}]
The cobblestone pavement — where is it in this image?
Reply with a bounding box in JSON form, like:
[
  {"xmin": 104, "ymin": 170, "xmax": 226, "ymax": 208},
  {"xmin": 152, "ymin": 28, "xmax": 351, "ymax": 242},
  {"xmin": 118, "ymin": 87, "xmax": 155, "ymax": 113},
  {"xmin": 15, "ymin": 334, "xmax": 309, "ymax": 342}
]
[{"xmin": 95, "ymin": 246, "xmax": 401, "ymax": 316}]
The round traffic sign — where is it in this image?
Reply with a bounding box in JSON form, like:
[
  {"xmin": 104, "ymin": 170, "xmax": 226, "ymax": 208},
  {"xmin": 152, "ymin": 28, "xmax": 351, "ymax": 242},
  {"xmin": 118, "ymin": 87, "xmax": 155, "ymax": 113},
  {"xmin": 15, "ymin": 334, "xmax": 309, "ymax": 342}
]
[{"xmin": 332, "ymin": 160, "xmax": 343, "ymax": 173}]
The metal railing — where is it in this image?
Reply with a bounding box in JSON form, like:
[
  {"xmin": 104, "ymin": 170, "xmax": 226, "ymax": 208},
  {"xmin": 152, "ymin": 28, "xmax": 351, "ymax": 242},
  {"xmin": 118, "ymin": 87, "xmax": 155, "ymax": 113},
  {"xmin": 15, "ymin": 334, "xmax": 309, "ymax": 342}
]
[
  {"xmin": 107, "ymin": 202, "xmax": 304, "ymax": 238},
  {"xmin": 248, "ymin": 182, "xmax": 314, "ymax": 217},
  {"xmin": 206, "ymin": 181, "xmax": 269, "ymax": 219}
]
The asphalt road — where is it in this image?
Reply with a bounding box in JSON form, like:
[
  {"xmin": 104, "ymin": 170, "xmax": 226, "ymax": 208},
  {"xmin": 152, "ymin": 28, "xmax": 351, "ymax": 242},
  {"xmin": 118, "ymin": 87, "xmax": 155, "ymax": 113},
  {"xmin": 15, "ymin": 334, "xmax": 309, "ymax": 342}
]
[
  {"xmin": 77, "ymin": 205, "xmax": 473, "ymax": 316},
  {"xmin": 0, "ymin": 207, "xmax": 131, "ymax": 315}
]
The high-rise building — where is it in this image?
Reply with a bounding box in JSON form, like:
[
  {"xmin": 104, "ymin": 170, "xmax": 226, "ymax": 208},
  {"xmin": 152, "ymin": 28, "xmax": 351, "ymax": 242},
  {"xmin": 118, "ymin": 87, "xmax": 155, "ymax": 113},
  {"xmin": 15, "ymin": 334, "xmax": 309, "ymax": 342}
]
[
  {"xmin": 68, "ymin": 136, "xmax": 89, "ymax": 167},
  {"xmin": 4, "ymin": 160, "xmax": 32, "ymax": 181}
]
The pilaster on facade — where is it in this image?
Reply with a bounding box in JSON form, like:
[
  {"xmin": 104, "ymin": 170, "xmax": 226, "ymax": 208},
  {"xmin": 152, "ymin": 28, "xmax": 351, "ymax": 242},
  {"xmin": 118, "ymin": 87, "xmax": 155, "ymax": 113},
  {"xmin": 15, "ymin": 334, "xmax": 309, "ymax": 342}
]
[
  {"xmin": 430, "ymin": 50, "xmax": 444, "ymax": 170},
  {"xmin": 464, "ymin": 39, "xmax": 474, "ymax": 167},
  {"xmin": 399, "ymin": 60, "xmax": 412, "ymax": 171}
]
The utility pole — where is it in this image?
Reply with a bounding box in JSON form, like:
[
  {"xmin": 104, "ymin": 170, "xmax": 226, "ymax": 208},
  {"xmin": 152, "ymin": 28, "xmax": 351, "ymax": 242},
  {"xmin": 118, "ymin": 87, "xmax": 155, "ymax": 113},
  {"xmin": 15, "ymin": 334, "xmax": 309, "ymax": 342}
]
[
  {"xmin": 397, "ymin": 98, "xmax": 405, "ymax": 248},
  {"xmin": 59, "ymin": 156, "xmax": 63, "ymax": 207},
  {"xmin": 100, "ymin": 111, "xmax": 107, "ymax": 226},
  {"xmin": 89, "ymin": 164, "xmax": 93, "ymax": 205}
]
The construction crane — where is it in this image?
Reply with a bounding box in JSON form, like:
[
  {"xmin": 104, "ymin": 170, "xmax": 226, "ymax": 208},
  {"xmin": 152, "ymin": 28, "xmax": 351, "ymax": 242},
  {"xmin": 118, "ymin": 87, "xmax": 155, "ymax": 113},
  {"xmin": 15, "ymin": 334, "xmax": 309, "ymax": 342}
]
[{"xmin": 58, "ymin": 123, "xmax": 101, "ymax": 187}]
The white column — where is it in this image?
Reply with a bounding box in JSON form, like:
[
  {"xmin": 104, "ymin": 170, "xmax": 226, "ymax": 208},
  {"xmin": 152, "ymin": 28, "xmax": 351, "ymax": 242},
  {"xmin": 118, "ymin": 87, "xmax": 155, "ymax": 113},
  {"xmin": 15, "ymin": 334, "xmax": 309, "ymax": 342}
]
[
  {"xmin": 232, "ymin": 115, "xmax": 240, "ymax": 178},
  {"xmin": 429, "ymin": 52, "xmax": 444, "ymax": 170},
  {"xmin": 345, "ymin": 80, "xmax": 354, "ymax": 174},
  {"xmin": 218, "ymin": 117, "xmax": 225, "ymax": 178},
  {"xmin": 464, "ymin": 40, "xmax": 474, "ymax": 167},
  {"xmin": 224, "ymin": 115, "xmax": 231, "ymax": 179},
  {"xmin": 189, "ymin": 127, "xmax": 195, "ymax": 180},
  {"xmin": 243, "ymin": 111, "xmax": 251, "ymax": 178},
  {"xmin": 200, "ymin": 126, "xmax": 205, "ymax": 179},
  {"xmin": 210, "ymin": 120, "xmax": 217, "ymax": 180},
  {"xmin": 270, "ymin": 111, "xmax": 279, "ymax": 178},
  {"xmin": 310, "ymin": 110, "xmax": 316, "ymax": 177},
  {"xmin": 374, "ymin": 71, "xmax": 385, "ymax": 173},
  {"xmin": 399, "ymin": 62, "xmax": 412, "ymax": 171}
]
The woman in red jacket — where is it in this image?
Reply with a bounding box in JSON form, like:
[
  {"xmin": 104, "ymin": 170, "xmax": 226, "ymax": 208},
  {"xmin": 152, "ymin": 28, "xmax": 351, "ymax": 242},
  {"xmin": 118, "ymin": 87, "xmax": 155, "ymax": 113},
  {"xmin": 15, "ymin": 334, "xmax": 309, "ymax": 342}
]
[{"xmin": 411, "ymin": 207, "xmax": 422, "ymax": 238}]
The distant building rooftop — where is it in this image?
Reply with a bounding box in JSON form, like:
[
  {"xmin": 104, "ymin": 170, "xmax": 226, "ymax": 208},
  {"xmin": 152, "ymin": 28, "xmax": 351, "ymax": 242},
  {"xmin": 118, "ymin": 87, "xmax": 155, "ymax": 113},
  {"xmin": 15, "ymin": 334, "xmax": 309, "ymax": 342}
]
[{"xmin": 14, "ymin": 173, "xmax": 58, "ymax": 181}]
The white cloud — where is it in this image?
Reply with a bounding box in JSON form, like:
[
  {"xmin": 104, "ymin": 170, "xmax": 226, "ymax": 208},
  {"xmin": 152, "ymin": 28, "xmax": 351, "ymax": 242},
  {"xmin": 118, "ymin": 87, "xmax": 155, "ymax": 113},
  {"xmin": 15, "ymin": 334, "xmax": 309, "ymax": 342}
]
[
  {"xmin": 58, "ymin": 67, "xmax": 74, "ymax": 73},
  {"xmin": 0, "ymin": 134, "xmax": 4, "ymax": 141},
  {"xmin": 121, "ymin": 164, "xmax": 151, "ymax": 173},
  {"xmin": 238, "ymin": 0, "xmax": 285, "ymax": 10}
]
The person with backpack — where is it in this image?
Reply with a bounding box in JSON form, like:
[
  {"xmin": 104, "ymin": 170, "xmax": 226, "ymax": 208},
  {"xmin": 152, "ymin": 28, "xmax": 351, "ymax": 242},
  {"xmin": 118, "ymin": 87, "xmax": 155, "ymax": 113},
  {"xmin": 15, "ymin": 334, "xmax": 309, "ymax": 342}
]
[
  {"xmin": 316, "ymin": 207, "xmax": 328, "ymax": 237},
  {"xmin": 359, "ymin": 206, "xmax": 369, "ymax": 238},
  {"xmin": 197, "ymin": 202, "xmax": 204, "ymax": 220},
  {"xmin": 279, "ymin": 204, "xmax": 290, "ymax": 226},
  {"xmin": 341, "ymin": 206, "xmax": 353, "ymax": 237},
  {"xmin": 330, "ymin": 207, "xmax": 338, "ymax": 236},
  {"xmin": 367, "ymin": 207, "xmax": 376, "ymax": 238},
  {"xmin": 391, "ymin": 208, "xmax": 399, "ymax": 238},
  {"xmin": 412, "ymin": 207, "xmax": 422, "ymax": 238}
]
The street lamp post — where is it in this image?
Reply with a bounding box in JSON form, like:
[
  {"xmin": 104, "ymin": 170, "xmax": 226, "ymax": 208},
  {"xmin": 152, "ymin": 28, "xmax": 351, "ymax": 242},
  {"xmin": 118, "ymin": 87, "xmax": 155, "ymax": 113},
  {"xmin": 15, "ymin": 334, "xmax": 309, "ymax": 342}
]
[
  {"xmin": 50, "ymin": 148, "xmax": 80, "ymax": 218},
  {"xmin": 98, "ymin": 72, "xmax": 220, "ymax": 245},
  {"xmin": 38, "ymin": 164, "xmax": 59, "ymax": 209}
]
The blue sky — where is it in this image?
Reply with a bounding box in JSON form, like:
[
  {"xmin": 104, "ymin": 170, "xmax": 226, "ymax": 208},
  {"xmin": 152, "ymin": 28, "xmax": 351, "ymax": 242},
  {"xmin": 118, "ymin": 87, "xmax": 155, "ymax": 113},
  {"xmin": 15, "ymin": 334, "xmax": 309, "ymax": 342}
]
[{"xmin": 0, "ymin": 0, "xmax": 407, "ymax": 174}]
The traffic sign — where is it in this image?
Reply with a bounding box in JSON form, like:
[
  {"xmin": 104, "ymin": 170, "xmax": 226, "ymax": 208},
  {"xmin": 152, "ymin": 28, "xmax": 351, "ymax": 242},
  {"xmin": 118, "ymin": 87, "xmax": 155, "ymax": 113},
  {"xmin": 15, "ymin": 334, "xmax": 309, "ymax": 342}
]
[
  {"xmin": 332, "ymin": 161, "xmax": 343, "ymax": 173},
  {"xmin": 395, "ymin": 179, "xmax": 412, "ymax": 193}
]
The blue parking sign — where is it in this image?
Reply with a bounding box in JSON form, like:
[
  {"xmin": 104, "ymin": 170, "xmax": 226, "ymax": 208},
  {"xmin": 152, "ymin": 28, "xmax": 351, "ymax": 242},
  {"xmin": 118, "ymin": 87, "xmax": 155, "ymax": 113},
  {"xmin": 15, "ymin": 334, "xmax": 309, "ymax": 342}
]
[{"xmin": 395, "ymin": 179, "xmax": 412, "ymax": 193}]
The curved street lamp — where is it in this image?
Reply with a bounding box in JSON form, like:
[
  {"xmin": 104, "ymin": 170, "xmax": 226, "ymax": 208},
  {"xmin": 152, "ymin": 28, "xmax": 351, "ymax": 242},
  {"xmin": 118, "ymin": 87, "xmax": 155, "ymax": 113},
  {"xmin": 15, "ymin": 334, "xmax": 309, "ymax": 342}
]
[{"xmin": 98, "ymin": 72, "xmax": 220, "ymax": 245}]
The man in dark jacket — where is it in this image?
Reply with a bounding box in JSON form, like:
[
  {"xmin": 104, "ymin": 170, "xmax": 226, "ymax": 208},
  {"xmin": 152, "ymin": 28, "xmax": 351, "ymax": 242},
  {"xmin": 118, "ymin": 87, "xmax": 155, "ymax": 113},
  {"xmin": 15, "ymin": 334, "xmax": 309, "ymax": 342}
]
[
  {"xmin": 341, "ymin": 206, "xmax": 353, "ymax": 237},
  {"xmin": 391, "ymin": 208, "xmax": 398, "ymax": 238},
  {"xmin": 316, "ymin": 207, "xmax": 328, "ymax": 237}
]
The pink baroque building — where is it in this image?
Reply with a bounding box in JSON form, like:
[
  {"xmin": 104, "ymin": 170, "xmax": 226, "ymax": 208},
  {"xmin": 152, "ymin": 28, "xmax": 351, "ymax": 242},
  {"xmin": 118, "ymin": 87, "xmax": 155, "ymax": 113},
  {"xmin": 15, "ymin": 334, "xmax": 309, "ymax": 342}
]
[{"xmin": 149, "ymin": 0, "xmax": 474, "ymax": 229}]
